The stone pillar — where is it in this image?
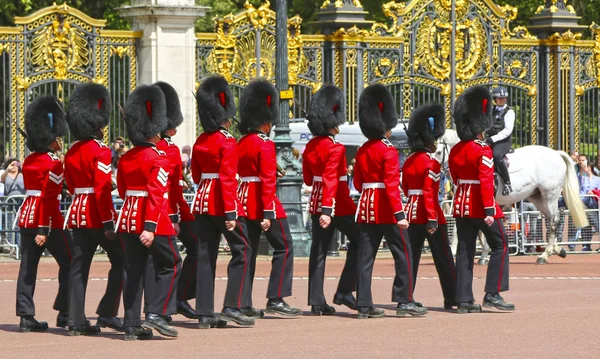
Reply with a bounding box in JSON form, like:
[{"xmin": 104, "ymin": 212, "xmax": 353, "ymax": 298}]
[{"xmin": 117, "ymin": 0, "xmax": 208, "ymax": 148}]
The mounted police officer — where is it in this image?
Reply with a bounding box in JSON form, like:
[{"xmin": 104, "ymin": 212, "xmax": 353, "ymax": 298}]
[{"xmin": 485, "ymin": 86, "xmax": 515, "ymax": 195}]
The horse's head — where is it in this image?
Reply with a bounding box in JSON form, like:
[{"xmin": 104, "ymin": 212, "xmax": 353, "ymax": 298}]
[{"xmin": 433, "ymin": 129, "xmax": 459, "ymax": 166}]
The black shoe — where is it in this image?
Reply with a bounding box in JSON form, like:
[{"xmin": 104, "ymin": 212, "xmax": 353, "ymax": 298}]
[
  {"xmin": 502, "ymin": 183, "xmax": 512, "ymax": 196},
  {"xmin": 142, "ymin": 313, "xmax": 178, "ymax": 337},
  {"xmin": 240, "ymin": 307, "xmax": 265, "ymax": 319},
  {"xmin": 397, "ymin": 302, "xmax": 428, "ymax": 317},
  {"xmin": 97, "ymin": 316, "xmax": 124, "ymax": 332},
  {"xmin": 357, "ymin": 307, "xmax": 385, "ymax": 319},
  {"xmin": 68, "ymin": 323, "xmax": 101, "ymax": 336},
  {"xmin": 219, "ymin": 308, "xmax": 255, "ymax": 326},
  {"xmin": 56, "ymin": 312, "xmax": 68, "ymax": 328},
  {"xmin": 164, "ymin": 314, "xmax": 172, "ymax": 324},
  {"xmin": 198, "ymin": 315, "xmax": 219, "ymax": 329},
  {"xmin": 457, "ymin": 302, "xmax": 482, "ymax": 314},
  {"xmin": 124, "ymin": 326, "xmax": 153, "ymax": 341},
  {"xmin": 265, "ymin": 299, "xmax": 301, "ymax": 317},
  {"xmin": 444, "ymin": 300, "xmax": 457, "ymax": 310},
  {"xmin": 177, "ymin": 301, "xmax": 198, "ymax": 319},
  {"xmin": 19, "ymin": 316, "xmax": 49, "ymax": 333},
  {"xmin": 333, "ymin": 292, "xmax": 357, "ymax": 310},
  {"xmin": 483, "ymin": 293, "xmax": 515, "ymax": 311},
  {"xmin": 413, "ymin": 301, "xmax": 423, "ymax": 308},
  {"xmin": 311, "ymin": 304, "xmax": 336, "ymax": 316}
]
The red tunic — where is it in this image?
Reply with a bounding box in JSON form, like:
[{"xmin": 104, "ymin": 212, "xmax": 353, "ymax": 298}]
[
  {"xmin": 116, "ymin": 143, "xmax": 177, "ymax": 236},
  {"xmin": 401, "ymin": 151, "xmax": 447, "ymax": 227},
  {"xmin": 448, "ymin": 139, "xmax": 503, "ymax": 219},
  {"xmin": 191, "ymin": 129, "xmax": 244, "ymax": 220},
  {"xmin": 18, "ymin": 151, "xmax": 64, "ymax": 235},
  {"xmin": 236, "ymin": 131, "xmax": 285, "ymax": 220},
  {"xmin": 157, "ymin": 137, "xmax": 195, "ymax": 223},
  {"xmin": 63, "ymin": 139, "xmax": 116, "ymax": 230},
  {"xmin": 302, "ymin": 135, "xmax": 356, "ymax": 217},
  {"xmin": 353, "ymin": 138, "xmax": 405, "ymax": 224}
]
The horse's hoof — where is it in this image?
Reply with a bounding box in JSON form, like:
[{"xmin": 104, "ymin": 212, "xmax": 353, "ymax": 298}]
[
  {"xmin": 558, "ymin": 248, "xmax": 567, "ymax": 258},
  {"xmin": 536, "ymin": 257, "xmax": 548, "ymax": 265},
  {"xmin": 477, "ymin": 258, "xmax": 489, "ymax": 266}
]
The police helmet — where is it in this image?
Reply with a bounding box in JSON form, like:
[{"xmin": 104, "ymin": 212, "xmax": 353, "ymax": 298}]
[{"xmin": 492, "ymin": 87, "xmax": 508, "ymax": 98}]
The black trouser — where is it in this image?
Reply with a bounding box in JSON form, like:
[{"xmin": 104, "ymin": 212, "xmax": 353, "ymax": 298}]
[
  {"xmin": 408, "ymin": 224, "xmax": 456, "ymax": 302},
  {"xmin": 16, "ymin": 228, "xmax": 72, "ymax": 317},
  {"xmin": 195, "ymin": 215, "xmax": 251, "ymax": 316},
  {"xmin": 356, "ymin": 223, "xmax": 413, "ymax": 307},
  {"xmin": 455, "ymin": 218, "xmax": 509, "ymax": 303},
  {"xmin": 244, "ymin": 218, "xmax": 294, "ymax": 306},
  {"xmin": 308, "ymin": 215, "xmax": 359, "ymax": 306},
  {"xmin": 492, "ymin": 139, "xmax": 511, "ymax": 184},
  {"xmin": 122, "ymin": 233, "xmax": 181, "ymax": 327},
  {"xmin": 68, "ymin": 228, "xmax": 125, "ymax": 327}
]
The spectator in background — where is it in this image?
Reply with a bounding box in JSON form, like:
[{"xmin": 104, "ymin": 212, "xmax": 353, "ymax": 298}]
[
  {"xmin": 570, "ymin": 151, "xmax": 580, "ymax": 174},
  {"xmin": 1, "ymin": 158, "xmax": 25, "ymax": 197},
  {"xmin": 110, "ymin": 136, "xmax": 128, "ymax": 171},
  {"xmin": 181, "ymin": 145, "xmax": 192, "ymax": 168},
  {"xmin": 592, "ymin": 156, "xmax": 600, "ymax": 176}
]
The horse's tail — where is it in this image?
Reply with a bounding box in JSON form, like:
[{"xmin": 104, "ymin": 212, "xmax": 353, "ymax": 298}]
[{"xmin": 557, "ymin": 151, "xmax": 589, "ymax": 228}]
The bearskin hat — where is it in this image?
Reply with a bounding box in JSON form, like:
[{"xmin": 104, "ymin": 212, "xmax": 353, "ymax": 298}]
[
  {"xmin": 238, "ymin": 78, "xmax": 279, "ymax": 135},
  {"xmin": 196, "ymin": 75, "xmax": 236, "ymax": 133},
  {"xmin": 406, "ymin": 104, "xmax": 446, "ymax": 151},
  {"xmin": 453, "ymin": 86, "xmax": 493, "ymax": 141},
  {"xmin": 66, "ymin": 83, "xmax": 111, "ymax": 140},
  {"xmin": 153, "ymin": 81, "xmax": 183, "ymax": 132},
  {"xmin": 24, "ymin": 96, "xmax": 69, "ymax": 152},
  {"xmin": 123, "ymin": 85, "xmax": 167, "ymax": 143},
  {"xmin": 358, "ymin": 84, "xmax": 398, "ymax": 140},
  {"xmin": 306, "ymin": 84, "xmax": 346, "ymax": 136}
]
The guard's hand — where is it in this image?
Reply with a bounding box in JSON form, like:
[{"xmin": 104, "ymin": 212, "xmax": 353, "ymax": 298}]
[
  {"xmin": 104, "ymin": 230, "xmax": 116, "ymax": 241},
  {"xmin": 427, "ymin": 227, "xmax": 437, "ymax": 235},
  {"xmin": 484, "ymin": 216, "xmax": 494, "ymax": 226},
  {"xmin": 260, "ymin": 219, "xmax": 271, "ymax": 232},
  {"xmin": 397, "ymin": 219, "xmax": 409, "ymax": 229},
  {"xmin": 225, "ymin": 220, "xmax": 236, "ymax": 232},
  {"xmin": 173, "ymin": 223, "xmax": 181, "ymax": 236},
  {"xmin": 485, "ymin": 137, "xmax": 494, "ymax": 145},
  {"xmin": 34, "ymin": 235, "xmax": 47, "ymax": 247},
  {"xmin": 319, "ymin": 214, "xmax": 332, "ymax": 229},
  {"xmin": 139, "ymin": 230, "xmax": 154, "ymax": 248}
]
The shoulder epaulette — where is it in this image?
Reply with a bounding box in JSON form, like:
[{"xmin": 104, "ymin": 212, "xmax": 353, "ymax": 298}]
[
  {"xmin": 164, "ymin": 138, "xmax": 175, "ymax": 146},
  {"xmin": 219, "ymin": 129, "xmax": 234, "ymax": 139},
  {"xmin": 93, "ymin": 139, "xmax": 108, "ymax": 148},
  {"xmin": 47, "ymin": 152, "xmax": 60, "ymax": 161},
  {"xmin": 152, "ymin": 147, "xmax": 167, "ymax": 156},
  {"xmin": 474, "ymin": 139, "xmax": 488, "ymax": 147},
  {"xmin": 381, "ymin": 139, "xmax": 394, "ymax": 147},
  {"xmin": 257, "ymin": 133, "xmax": 271, "ymax": 142}
]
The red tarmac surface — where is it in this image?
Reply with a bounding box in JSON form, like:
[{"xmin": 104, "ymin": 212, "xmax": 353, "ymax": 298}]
[{"xmin": 1, "ymin": 253, "xmax": 599, "ymax": 358}]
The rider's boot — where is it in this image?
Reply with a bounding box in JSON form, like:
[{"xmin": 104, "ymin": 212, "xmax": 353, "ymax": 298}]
[{"xmin": 502, "ymin": 182, "xmax": 512, "ymax": 196}]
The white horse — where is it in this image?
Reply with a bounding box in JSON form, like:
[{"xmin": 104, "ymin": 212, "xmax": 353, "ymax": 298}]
[{"xmin": 435, "ymin": 129, "xmax": 589, "ymax": 264}]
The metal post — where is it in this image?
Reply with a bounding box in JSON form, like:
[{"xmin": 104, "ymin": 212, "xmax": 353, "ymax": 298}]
[
  {"xmin": 449, "ymin": 0, "xmax": 457, "ymax": 114},
  {"xmin": 568, "ymin": 47, "xmax": 575, "ymax": 152}
]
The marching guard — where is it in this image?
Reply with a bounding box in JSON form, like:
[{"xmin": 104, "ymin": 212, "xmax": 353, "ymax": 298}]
[
  {"xmin": 63, "ymin": 83, "xmax": 125, "ymax": 335},
  {"xmin": 119, "ymin": 85, "xmax": 182, "ymax": 340},
  {"xmin": 303, "ymin": 85, "xmax": 359, "ymax": 315},
  {"xmin": 449, "ymin": 86, "xmax": 514, "ymax": 313},
  {"xmin": 236, "ymin": 79, "xmax": 300, "ymax": 317},
  {"xmin": 192, "ymin": 75, "xmax": 254, "ymax": 328},
  {"xmin": 353, "ymin": 84, "xmax": 428, "ymax": 318},
  {"xmin": 401, "ymin": 104, "xmax": 456, "ymax": 309},
  {"xmin": 16, "ymin": 96, "xmax": 72, "ymax": 332}
]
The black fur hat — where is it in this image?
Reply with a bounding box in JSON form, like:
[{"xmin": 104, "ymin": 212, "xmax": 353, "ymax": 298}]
[
  {"xmin": 123, "ymin": 85, "xmax": 167, "ymax": 143},
  {"xmin": 24, "ymin": 96, "xmax": 69, "ymax": 152},
  {"xmin": 196, "ymin": 75, "xmax": 236, "ymax": 132},
  {"xmin": 358, "ymin": 84, "xmax": 398, "ymax": 140},
  {"xmin": 153, "ymin": 81, "xmax": 183, "ymax": 132},
  {"xmin": 306, "ymin": 84, "xmax": 346, "ymax": 136},
  {"xmin": 406, "ymin": 104, "xmax": 446, "ymax": 151},
  {"xmin": 453, "ymin": 86, "xmax": 493, "ymax": 141},
  {"xmin": 66, "ymin": 83, "xmax": 111, "ymax": 140},
  {"xmin": 238, "ymin": 78, "xmax": 279, "ymax": 135}
]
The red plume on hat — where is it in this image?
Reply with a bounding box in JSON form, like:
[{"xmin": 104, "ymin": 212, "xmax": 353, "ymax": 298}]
[
  {"xmin": 196, "ymin": 75, "xmax": 236, "ymax": 132},
  {"xmin": 238, "ymin": 78, "xmax": 279, "ymax": 135},
  {"xmin": 358, "ymin": 84, "xmax": 398, "ymax": 140},
  {"xmin": 306, "ymin": 84, "xmax": 346, "ymax": 136},
  {"xmin": 452, "ymin": 86, "xmax": 493, "ymax": 141},
  {"xmin": 123, "ymin": 85, "xmax": 167, "ymax": 143}
]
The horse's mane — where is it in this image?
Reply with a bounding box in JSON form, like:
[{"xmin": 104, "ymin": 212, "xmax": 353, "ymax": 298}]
[{"xmin": 441, "ymin": 128, "xmax": 460, "ymax": 146}]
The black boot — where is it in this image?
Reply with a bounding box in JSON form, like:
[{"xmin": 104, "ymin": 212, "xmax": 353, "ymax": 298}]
[
  {"xmin": 97, "ymin": 316, "xmax": 124, "ymax": 332},
  {"xmin": 240, "ymin": 307, "xmax": 264, "ymax": 319},
  {"xmin": 333, "ymin": 292, "xmax": 357, "ymax": 310},
  {"xmin": 502, "ymin": 183, "xmax": 512, "ymax": 196},
  {"xmin": 357, "ymin": 307, "xmax": 385, "ymax": 319},
  {"xmin": 457, "ymin": 302, "xmax": 482, "ymax": 314},
  {"xmin": 483, "ymin": 293, "xmax": 515, "ymax": 311},
  {"xmin": 413, "ymin": 301, "xmax": 423, "ymax": 308},
  {"xmin": 265, "ymin": 298, "xmax": 301, "ymax": 317},
  {"xmin": 311, "ymin": 304, "xmax": 336, "ymax": 316},
  {"xmin": 19, "ymin": 316, "xmax": 49, "ymax": 333},
  {"xmin": 444, "ymin": 300, "xmax": 457, "ymax": 310},
  {"xmin": 124, "ymin": 326, "xmax": 153, "ymax": 341},
  {"xmin": 396, "ymin": 302, "xmax": 428, "ymax": 317},
  {"xmin": 219, "ymin": 308, "xmax": 255, "ymax": 326},
  {"xmin": 177, "ymin": 301, "xmax": 198, "ymax": 319},
  {"xmin": 56, "ymin": 312, "xmax": 68, "ymax": 328},
  {"xmin": 143, "ymin": 313, "xmax": 178, "ymax": 337},
  {"xmin": 198, "ymin": 315, "xmax": 219, "ymax": 329},
  {"xmin": 68, "ymin": 322, "xmax": 101, "ymax": 336}
]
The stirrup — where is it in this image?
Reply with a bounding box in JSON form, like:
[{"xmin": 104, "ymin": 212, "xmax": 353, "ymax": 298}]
[{"xmin": 502, "ymin": 183, "xmax": 512, "ymax": 195}]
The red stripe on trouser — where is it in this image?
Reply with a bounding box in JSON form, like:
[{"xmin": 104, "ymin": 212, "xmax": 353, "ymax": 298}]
[
  {"xmin": 441, "ymin": 228, "xmax": 456, "ymax": 279},
  {"xmin": 277, "ymin": 219, "xmax": 289, "ymax": 298},
  {"xmin": 61, "ymin": 231, "xmax": 72, "ymax": 260},
  {"xmin": 162, "ymin": 237, "xmax": 178, "ymax": 315},
  {"xmin": 236, "ymin": 225, "xmax": 249, "ymax": 308},
  {"xmin": 399, "ymin": 229, "xmax": 413, "ymax": 302},
  {"xmin": 496, "ymin": 219, "xmax": 507, "ymax": 292}
]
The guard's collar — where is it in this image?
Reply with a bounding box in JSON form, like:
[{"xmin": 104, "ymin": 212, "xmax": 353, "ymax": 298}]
[{"xmin": 133, "ymin": 141, "xmax": 156, "ymax": 148}]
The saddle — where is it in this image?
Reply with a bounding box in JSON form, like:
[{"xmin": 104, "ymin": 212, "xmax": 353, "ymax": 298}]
[{"xmin": 501, "ymin": 148, "xmax": 515, "ymax": 168}]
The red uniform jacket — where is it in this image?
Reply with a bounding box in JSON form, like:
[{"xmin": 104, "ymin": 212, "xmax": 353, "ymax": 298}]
[
  {"xmin": 401, "ymin": 151, "xmax": 447, "ymax": 228},
  {"xmin": 116, "ymin": 143, "xmax": 177, "ymax": 236},
  {"xmin": 18, "ymin": 151, "xmax": 64, "ymax": 235},
  {"xmin": 448, "ymin": 139, "xmax": 503, "ymax": 219},
  {"xmin": 302, "ymin": 135, "xmax": 356, "ymax": 217},
  {"xmin": 353, "ymin": 138, "xmax": 405, "ymax": 224},
  {"xmin": 157, "ymin": 137, "xmax": 195, "ymax": 223},
  {"xmin": 236, "ymin": 131, "xmax": 285, "ymax": 220},
  {"xmin": 63, "ymin": 139, "xmax": 116, "ymax": 231},
  {"xmin": 191, "ymin": 128, "xmax": 244, "ymax": 220}
]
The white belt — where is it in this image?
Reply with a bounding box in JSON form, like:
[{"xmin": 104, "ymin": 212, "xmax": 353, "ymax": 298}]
[
  {"xmin": 26, "ymin": 190, "xmax": 41, "ymax": 197},
  {"xmin": 201, "ymin": 173, "xmax": 220, "ymax": 179},
  {"xmin": 125, "ymin": 190, "xmax": 148, "ymax": 197},
  {"xmin": 240, "ymin": 176, "xmax": 261, "ymax": 182},
  {"xmin": 75, "ymin": 187, "xmax": 94, "ymax": 194},
  {"xmin": 458, "ymin": 180, "xmax": 480, "ymax": 184},
  {"xmin": 408, "ymin": 189, "xmax": 423, "ymax": 195},
  {"xmin": 362, "ymin": 182, "xmax": 385, "ymax": 189},
  {"xmin": 313, "ymin": 176, "xmax": 348, "ymax": 182}
]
